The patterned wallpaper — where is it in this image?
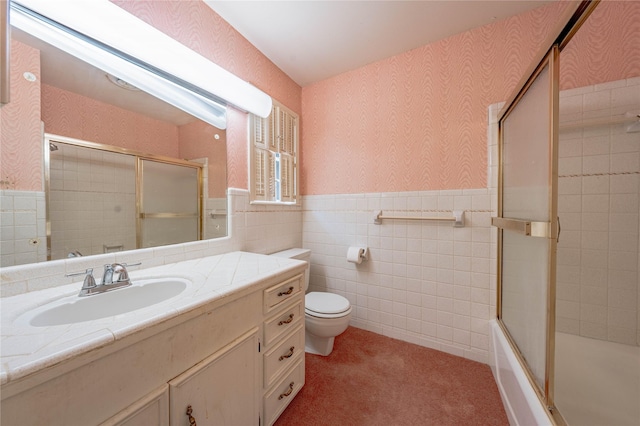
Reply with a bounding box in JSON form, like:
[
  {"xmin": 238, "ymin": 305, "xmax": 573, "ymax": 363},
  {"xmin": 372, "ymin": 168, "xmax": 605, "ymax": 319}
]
[
  {"xmin": 178, "ymin": 119, "xmax": 227, "ymax": 198},
  {"xmin": 560, "ymin": 1, "xmax": 640, "ymax": 91},
  {"xmin": 4, "ymin": 1, "xmax": 637, "ymax": 195},
  {"xmin": 300, "ymin": 1, "xmax": 640, "ymax": 195},
  {"xmin": 43, "ymin": 84, "xmax": 227, "ymax": 199},
  {"xmin": 42, "ymin": 84, "xmax": 181, "ymax": 158},
  {"xmin": 0, "ymin": 41, "xmax": 42, "ymax": 192},
  {"xmin": 111, "ymin": 0, "xmax": 303, "ymax": 191},
  {"xmin": 2, "ymin": 1, "xmax": 302, "ymax": 193}
]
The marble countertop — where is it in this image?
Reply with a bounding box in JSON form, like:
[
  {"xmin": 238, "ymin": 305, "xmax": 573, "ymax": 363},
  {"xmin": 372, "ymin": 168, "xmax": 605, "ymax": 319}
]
[{"xmin": 0, "ymin": 251, "xmax": 306, "ymax": 387}]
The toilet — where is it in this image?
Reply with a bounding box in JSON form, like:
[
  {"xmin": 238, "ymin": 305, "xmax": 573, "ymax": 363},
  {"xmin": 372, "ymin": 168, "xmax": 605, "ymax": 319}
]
[{"xmin": 271, "ymin": 248, "xmax": 352, "ymax": 356}]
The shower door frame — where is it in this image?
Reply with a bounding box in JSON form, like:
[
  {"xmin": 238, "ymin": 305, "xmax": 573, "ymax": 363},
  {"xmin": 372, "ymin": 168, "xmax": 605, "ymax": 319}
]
[
  {"xmin": 44, "ymin": 133, "xmax": 204, "ymax": 259},
  {"xmin": 494, "ymin": 44, "xmax": 560, "ymax": 415},
  {"xmin": 136, "ymin": 157, "xmax": 203, "ymax": 249},
  {"xmin": 492, "ymin": 1, "xmax": 601, "ymax": 424}
]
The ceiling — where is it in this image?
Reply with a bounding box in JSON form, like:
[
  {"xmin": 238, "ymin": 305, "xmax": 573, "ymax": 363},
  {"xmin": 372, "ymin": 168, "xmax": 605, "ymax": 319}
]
[{"xmin": 205, "ymin": 0, "xmax": 553, "ymax": 87}]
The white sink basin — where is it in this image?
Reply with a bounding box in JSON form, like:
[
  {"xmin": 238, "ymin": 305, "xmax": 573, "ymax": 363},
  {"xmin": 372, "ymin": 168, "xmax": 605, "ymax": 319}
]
[{"xmin": 18, "ymin": 278, "xmax": 191, "ymax": 327}]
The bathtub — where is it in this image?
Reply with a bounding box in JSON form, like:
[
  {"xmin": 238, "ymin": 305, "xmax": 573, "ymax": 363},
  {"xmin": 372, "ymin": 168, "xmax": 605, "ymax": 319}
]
[
  {"xmin": 489, "ymin": 320, "xmax": 552, "ymax": 426},
  {"xmin": 555, "ymin": 332, "xmax": 640, "ymax": 426},
  {"xmin": 490, "ymin": 321, "xmax": 640, "ymax": 426}
]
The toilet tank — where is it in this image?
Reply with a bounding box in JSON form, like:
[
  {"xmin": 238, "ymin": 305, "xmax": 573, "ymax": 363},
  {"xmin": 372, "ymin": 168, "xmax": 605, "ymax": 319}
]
[{"xmin": 270, "ymin": 248, "xmax": 311, "ymax": 291}]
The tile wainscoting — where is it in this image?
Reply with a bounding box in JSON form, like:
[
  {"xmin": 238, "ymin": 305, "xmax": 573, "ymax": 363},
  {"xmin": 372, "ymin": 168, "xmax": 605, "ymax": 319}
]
[
  {"xmin": 302, "ymin": 188, "xmax": 498, "ymax": 364},
  {"xmin": 0, "ymin": 189, "xmax": 303, "ymax": 297}
]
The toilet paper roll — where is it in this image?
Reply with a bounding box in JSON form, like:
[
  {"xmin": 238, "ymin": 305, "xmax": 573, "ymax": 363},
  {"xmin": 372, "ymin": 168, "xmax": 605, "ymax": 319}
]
[{"xmin": 347, "ymin": 246, "xmax": 367, "ymax": 264}]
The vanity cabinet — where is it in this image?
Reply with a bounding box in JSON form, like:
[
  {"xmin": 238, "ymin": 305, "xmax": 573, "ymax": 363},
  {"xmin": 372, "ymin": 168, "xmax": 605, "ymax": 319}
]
[
  {"xmin": 261, "ymin": 275, "xmax": 305, "ymax": 426},
  {"xmin": 1, "ymin": 265, "xmax": 306, "ymax": 426},
  {"xmin": 168, "ymin": 328, "xmax": 260, "ymax": 426},
  {"xmin": 100, "ymin": 385, "xmax": 169, "ymax": 426},
  {"xmin": 103, "ymin": 328, "xmax": 260, "ymax": 426}
]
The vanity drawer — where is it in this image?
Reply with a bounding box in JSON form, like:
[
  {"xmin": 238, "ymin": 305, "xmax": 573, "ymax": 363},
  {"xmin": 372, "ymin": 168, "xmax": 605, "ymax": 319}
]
[
  {"xmin": 264, "ymin": 300, "xmax": 303, "ymax": 347},
  {"xmin": 263, "ymin": 358, "xmax": 304, "ymax": 426},
  {"xmin": 263, "ymin": 324, "xmax": 304, "ymax": 388},
  {"xmin": 263, "ymin": 274, "xmax": 303, "ymax": 314}
]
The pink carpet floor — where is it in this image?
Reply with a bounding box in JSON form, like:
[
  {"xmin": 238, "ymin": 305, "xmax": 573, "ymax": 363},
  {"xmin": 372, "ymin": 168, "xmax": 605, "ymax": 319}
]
[{"xmin": 275, "ymin": 327, "xmax": 508, "ymax": 426}]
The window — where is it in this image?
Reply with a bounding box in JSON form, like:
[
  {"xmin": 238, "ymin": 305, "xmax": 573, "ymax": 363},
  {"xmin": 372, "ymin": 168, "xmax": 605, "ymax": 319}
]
[{"xmin": 249, "ymin": 99, "xmax": 299, "ymax": 204}]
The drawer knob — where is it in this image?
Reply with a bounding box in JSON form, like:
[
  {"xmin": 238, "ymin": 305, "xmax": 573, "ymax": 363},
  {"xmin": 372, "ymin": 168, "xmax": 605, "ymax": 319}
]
[
  {"xmin": 278, "ymin": 314, "xmax": 294, "ymax": 326},
  {"xmin": 278, "ymin": 382, "xmax": 295, "ymax": 400},
  {"xmin": 186, "ymin": 405, "xmax": 197, "ymax": 426},
  {"xmin": 278, "ymin": 286, "xmax": 294, "ymax": 296},
  {"xmin": 279, "ymin": 346, "xmax": 295, "ymax": 361}
]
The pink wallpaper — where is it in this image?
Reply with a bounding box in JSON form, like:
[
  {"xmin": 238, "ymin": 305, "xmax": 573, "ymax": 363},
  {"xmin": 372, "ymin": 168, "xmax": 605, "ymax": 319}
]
[
  {"xmin": 42, "ymin": 84, "xmax": 180, "ymax": 157},
  {"xmin": 178, "ymin": 120, "xmax": 227, "ymax": 198},
  {"xmin": 111, "ymin": 0, "xmax": 302, "ymax": 190},
  {"xmin": 560, "ymin": 1, "xmax": 640, "ymax": 91},
  {"xmin": 5, "ymin": 1, "xmax": 637, "ymax": 196},
  {"xmin": 0, "ymin": 41, "xmax": 42, "ymax": 191},
  {"xmin": 2, "ymin": 1, "xmax": 301, "ymax": 193},
  {"xmin": 301, "ymin": 1, "xmax": 640, "ymax": 195}
]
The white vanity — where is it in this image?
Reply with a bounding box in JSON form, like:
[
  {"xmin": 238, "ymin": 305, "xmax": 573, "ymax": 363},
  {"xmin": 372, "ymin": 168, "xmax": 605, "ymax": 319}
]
[{"xmin": 0, "ymin": 251, "xmax": 306, "ymax": 426}]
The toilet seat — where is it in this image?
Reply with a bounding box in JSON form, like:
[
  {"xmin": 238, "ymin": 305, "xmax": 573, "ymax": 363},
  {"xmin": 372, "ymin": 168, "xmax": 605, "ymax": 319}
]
[{"xmin": 305, "ymin": 292, "xmax": 351, "ymax": 319}]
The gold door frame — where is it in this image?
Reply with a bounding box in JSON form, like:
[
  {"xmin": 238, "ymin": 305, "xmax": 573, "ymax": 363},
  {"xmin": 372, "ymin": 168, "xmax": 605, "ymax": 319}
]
[
  {"xmin": 494, "ymin": 44, "xmax": 559, "ymax": 414},
  {"xmin": 44, "ymin": 133, "xmax": 204, "ymax": 259},
  {"xmin": 492, "ymin": 1, "xmax": 601, "ymax": 424},
  {"xmin": 136, "ymin": 157, "xmax": 203, "ymax": 249}
]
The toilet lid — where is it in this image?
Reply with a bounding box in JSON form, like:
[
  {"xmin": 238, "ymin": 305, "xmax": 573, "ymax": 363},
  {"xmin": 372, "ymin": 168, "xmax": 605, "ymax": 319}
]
[{"xmin": 305, "ymin": 292, "xmax": 351, "ymax": 315}]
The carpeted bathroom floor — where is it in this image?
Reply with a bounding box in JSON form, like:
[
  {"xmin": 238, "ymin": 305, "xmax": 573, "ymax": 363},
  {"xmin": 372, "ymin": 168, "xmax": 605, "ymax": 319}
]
[{"xmin": 274, "ymin": 327, "xmax": 508, "ymax": 426}]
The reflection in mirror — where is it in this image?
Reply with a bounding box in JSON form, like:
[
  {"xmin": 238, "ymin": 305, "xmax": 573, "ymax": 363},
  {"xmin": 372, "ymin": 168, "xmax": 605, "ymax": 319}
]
[{"xmin": 0, "ymin": 24, "xmax": 228, "ymax": 267}]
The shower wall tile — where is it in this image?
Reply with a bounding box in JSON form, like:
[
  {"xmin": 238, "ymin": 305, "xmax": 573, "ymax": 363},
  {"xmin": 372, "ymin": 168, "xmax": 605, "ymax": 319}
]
[
  {"xmin": 48, "ymin": 143, "xmax": 137, "ymax": 260},
  {"xmin": 556, "ymin": 77, "xmax": 640, "ymax": 346},
  {"xmin": 0, "ymin": 190, "xmax": 47, "ymax": 268},
  {"xmin": 0, "ymin": 188, "xmax": 303, "ymax": 296}
]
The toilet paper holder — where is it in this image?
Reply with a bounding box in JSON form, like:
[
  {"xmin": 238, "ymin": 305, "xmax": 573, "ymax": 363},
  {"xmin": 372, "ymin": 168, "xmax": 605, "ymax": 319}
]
[{"xmin": 347, "ymin": 246, "xmax": 368, "ymax": 264}]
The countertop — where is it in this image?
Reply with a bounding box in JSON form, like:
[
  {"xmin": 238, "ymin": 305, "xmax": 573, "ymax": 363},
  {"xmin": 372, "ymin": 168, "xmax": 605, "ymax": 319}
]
[{"xmin": 0, "ymin": 251, "xmax": 306, "ymax": 387}]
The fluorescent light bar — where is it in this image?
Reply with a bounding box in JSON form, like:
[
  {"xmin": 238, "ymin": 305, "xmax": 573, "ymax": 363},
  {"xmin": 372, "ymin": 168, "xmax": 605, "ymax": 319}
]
[
  {"xmin": 11, "ymin": 2, "xmax": 228, "ymax": 129},
  {"xmin": 13, "ymin": 0, "xmax": 273, "ymax": 119}
]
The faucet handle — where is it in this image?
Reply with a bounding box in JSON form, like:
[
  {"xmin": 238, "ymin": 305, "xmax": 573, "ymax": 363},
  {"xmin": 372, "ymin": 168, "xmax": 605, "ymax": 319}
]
[
  {"xmin": 115, "ymin": 262, "xmax": 142, "ymax": 282},
  {"xmin": 66, "ymin": 268, "xmax": 97, "ymax": 293},
  {"xmin": 112, "ymin": 263, "xmax": 129, "ymax": 282}
]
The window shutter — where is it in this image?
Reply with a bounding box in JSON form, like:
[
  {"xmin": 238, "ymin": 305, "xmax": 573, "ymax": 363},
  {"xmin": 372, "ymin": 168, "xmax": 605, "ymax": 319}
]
[
  {"xmin": 254, "ymin": 115, "xmax": 267, "ymax": 148},
  {"xmin": 254, "ymin": 148, "xmax": 267, "ymax": 199},
  {"xmin": 280, "ymin": 154, "xmax": 293, "ymax": 202},
  {"xmin": 269, "ymin": 106, "xmax": 278, "ymax": 150},
  {"xmin": 248, "ymin": 99, "xmax": 298, "ymax": 204},
  {"xmin": 268, "ymin": 151, "xmax": 276, "ymax": 199}
]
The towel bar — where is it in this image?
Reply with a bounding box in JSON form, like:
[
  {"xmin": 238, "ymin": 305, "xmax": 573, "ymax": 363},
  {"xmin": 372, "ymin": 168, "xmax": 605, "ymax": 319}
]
[{"xmin": 373, "ymin": 210, "xmax": 464, "ymax": 227}]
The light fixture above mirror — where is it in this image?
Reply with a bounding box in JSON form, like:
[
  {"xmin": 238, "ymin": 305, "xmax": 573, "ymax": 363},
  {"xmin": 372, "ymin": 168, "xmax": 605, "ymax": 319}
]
[{"xmin": 11, "ymin": 0, "xmax": 273, "ymax": 130}]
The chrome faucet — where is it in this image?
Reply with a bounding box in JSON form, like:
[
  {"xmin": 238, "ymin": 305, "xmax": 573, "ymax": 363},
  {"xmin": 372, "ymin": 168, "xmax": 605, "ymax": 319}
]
[
  {"xmin": 67, "ymin": 262, "xmax": 141, "ymax": 297},
  {"xmin": 101, "ymin": 263, "xmax": 132, "ymax": 286}
]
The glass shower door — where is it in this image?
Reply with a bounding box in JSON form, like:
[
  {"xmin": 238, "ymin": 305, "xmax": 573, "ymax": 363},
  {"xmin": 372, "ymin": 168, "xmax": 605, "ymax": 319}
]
[
  {"xmin": 493, "ymin": 47, "xmax": 560, "ymax": 400},
  {"xmin": 138, "ymin": 159, "xmax": 201, "ymax": 248}
]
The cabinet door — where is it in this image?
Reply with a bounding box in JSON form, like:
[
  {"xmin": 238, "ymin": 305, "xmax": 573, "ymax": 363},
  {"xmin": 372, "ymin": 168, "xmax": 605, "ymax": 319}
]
[
  {"xmin": 99, "ymin": 385, "xmax": 169, "ymax": 426},
  {"xmin": 169, "ymin": 328, "xmax": 260, "ymax": 426}
]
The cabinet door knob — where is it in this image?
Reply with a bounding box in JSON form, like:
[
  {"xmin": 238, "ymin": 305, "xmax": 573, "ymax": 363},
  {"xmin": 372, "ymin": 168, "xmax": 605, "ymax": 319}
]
[
  {"xmin": 278, "ymin": 382, "xmax": 295, "ymax": 400},
  {"xmin": 277, "ymin": 286, "xmax": 294, "ymax": 296},
  {"xmin": 186, "ymin": 405, "xmax": 197, "ymax": 426},
  {"xmin": 279, "ymin": 346, "xmax": 295, "ymax": 361},
  {"xmin": 278, "ymin": 314, "xmax": 294, "ymax": 326}
]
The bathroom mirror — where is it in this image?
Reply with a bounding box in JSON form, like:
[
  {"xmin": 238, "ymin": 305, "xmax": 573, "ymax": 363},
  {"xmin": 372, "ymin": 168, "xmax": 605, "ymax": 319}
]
[{"xmin": 1, "ymin": 9, "xmax": 229, "ymax": 266}]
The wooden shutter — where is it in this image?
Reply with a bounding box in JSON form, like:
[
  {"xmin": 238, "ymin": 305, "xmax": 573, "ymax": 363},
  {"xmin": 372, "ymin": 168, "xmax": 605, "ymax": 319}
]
[
  {"xmin": 269, "ymin": 106, "xmax": 278, "ymax": 150},
  {"xmin": 254, "ymin": 148, "xmax": 267, "ymax": 199},
  {"xmin": 249, "ymin": 100, "xmax": 299, "ymax": 204},
  {"xmin": 280, "ymin": 154, "xmax": 293, "ymax": 202}
]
